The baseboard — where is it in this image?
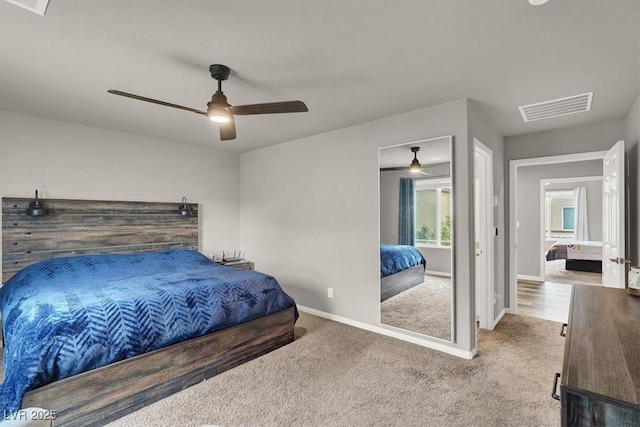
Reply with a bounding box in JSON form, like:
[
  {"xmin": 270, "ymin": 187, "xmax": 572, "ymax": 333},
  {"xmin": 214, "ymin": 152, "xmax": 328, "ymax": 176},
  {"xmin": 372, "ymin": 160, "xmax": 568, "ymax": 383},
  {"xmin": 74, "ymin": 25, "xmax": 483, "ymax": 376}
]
[
  {"xmin": 297, "ymin": 305, "xmax": 475, "ymax": 360},
  {"xmin": 517, "ymin": 274, "xmax": 544, "ymax": 283},
  {"xmin": 425, "ymin": 270, "xmax": 451, "ymax": 278},
  {"xmin": 492, "ymin": 308, "xmax": 506, "ymax": 329}
]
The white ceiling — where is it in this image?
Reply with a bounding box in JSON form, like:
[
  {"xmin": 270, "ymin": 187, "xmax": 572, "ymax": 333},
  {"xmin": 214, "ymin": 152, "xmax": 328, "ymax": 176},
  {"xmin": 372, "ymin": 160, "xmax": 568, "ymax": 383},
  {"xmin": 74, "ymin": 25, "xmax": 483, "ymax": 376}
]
[{"xmin": 1, "ymin": 1, "xmax": 638, "ymax": 153}]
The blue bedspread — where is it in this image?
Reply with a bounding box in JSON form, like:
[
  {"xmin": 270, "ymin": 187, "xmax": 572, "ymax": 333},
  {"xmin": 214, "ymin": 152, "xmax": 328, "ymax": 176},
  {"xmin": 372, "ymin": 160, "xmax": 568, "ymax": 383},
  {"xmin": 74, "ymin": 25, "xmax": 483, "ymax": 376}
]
[
  {"xmin": 0, "ymin": 249, "xmax": 297, "ymax": 413},
  {"xmin": 380, "ymin": 244, "xmax": 426, "ymax": 278}
]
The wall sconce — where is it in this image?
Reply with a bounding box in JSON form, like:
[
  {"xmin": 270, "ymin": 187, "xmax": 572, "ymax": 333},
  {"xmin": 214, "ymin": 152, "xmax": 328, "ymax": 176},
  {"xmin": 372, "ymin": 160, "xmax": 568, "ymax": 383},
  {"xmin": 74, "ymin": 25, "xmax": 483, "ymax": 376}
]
[
  {"xmin": 26, "ymin": 190, "xmax": 48, "ymax": 217},
  {"xmin": 178, "ymin": 196, "xmax": 192, "ymax": 216}
]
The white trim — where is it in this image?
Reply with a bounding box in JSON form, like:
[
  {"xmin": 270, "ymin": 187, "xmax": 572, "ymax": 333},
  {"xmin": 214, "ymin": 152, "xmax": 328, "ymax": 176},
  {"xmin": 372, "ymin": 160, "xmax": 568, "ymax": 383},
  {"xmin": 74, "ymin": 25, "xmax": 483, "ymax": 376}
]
[
  {"xmin": 542, "ymin": 176, "xmax": 603, "ymax": 185},
  {"xmin": 517, "ymin": 274, "xmax": 544, "ymax": 283},
  {"xmin": 425, "ymin": 270, "xmax": 451, "ymax": 277},
  {"xmin": 509, "ymin": 150, "xmax": 607, "ymax": 313},
  {"xmin": 297, "ymin": 305, "xmax": 475, "ymax": 360},
  {"xmin": 492, "ymin": 308, "xmax": 506, "ymax": 329},
  {"xmin": 380, "ymin": 134, "xmax": 455, "ymax": 151}
]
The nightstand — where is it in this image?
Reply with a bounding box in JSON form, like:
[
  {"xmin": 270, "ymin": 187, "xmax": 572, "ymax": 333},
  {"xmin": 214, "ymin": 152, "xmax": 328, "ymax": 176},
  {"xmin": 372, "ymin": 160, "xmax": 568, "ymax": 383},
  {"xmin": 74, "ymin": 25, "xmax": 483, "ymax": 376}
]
[{"xmin": 221, "ymin": 260, "xmax": 254, "ymax": 270}]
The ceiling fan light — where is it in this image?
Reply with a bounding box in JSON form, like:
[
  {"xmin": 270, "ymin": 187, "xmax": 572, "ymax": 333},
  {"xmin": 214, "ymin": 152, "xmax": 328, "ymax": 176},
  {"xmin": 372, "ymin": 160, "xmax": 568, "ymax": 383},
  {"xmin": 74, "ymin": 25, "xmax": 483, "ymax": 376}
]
[
  {"xmin": 409, "ymin": 146, "xmax": 421, "ymax": 172},
  {"xmin": 207, "ymin": 105, "xmax": 232, "ymax": 123}
]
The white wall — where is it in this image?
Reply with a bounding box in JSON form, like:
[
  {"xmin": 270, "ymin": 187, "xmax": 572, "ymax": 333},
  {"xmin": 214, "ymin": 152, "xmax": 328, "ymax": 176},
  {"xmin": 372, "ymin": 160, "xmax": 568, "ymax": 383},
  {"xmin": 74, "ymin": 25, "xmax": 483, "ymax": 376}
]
[
  {"xmin": 240, "ymin": 99, "xmax": 476, "ymax": 354},
  {"xmin": 0, "ymin": 110, "xmax": 241, "ymax": 272}
]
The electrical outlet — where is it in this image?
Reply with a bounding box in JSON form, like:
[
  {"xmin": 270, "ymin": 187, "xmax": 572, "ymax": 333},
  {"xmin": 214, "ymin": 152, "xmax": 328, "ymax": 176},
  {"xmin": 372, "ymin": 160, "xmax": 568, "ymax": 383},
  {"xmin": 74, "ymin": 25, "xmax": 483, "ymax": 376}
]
[{"xmin": 327, "ymin": 288, "xmax": 333, "ymax": 298}]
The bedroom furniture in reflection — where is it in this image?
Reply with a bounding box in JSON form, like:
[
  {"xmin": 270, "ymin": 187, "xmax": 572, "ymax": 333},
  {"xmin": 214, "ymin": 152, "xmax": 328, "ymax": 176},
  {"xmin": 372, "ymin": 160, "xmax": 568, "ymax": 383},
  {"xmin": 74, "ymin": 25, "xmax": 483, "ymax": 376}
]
[
  {"xmin": 546, "ymin": 240, "xmax": 602, "ymax": 273},
  {"xmin": 380, "ymin": 244, "xmax": 426, "ymax": 301},
  {"xmin": 1, "ymin": 197, "xmax": 297, "ymax": 426},
  {"xmin": 553, "ymin": 286, "xmax": 639, "ymax": 426}
]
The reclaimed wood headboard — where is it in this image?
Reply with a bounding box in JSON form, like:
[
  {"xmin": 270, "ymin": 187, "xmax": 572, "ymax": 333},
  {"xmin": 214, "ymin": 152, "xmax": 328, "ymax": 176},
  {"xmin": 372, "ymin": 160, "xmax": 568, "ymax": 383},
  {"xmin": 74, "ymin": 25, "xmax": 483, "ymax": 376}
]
[{"xmin": 2, "ymin": 197, "xmax": 198, "ymax": 283}]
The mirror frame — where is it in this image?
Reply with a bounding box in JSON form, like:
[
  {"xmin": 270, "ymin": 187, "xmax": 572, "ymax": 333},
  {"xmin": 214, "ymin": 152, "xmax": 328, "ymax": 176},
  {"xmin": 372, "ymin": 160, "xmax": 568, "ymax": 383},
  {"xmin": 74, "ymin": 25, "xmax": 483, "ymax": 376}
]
[{"xmin": 378, "ymin": 135, "xmax": 455, "ymax": 342}]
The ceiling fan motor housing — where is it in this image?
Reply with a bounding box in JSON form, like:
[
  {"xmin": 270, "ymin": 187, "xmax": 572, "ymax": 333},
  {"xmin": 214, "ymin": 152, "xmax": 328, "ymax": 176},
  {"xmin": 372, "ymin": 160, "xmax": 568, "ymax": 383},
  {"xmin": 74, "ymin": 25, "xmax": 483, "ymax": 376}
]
[{"xmin": 209, "ymin": 64, "xmax": 230, "ymax": 81}]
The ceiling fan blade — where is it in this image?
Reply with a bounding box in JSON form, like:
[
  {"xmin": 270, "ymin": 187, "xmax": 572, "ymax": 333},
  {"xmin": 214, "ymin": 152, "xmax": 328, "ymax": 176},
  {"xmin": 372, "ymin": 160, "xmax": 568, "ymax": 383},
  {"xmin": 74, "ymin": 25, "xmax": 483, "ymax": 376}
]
[
  {"xmin": 219, "ymin": 117, "xmax": 236, "ymax": 141},
  {"xmin": 231, "ymin": 100, "xmax": 308, "ymax": 115},
  {"xmin": 108, "ymin": 90, "xmax": 207, "ymax": 116}
]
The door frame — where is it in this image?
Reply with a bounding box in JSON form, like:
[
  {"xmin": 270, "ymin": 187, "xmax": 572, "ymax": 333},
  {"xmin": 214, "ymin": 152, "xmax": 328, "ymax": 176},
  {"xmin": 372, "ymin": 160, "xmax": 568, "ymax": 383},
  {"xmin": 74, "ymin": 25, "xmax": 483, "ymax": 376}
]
[
  {"xmin": 474, "ymin": 139, "xmax": 494, "ymax": 329},
  {"xmin": 602, "ymin": 140, "xmax": 627, "ymax": 288},
  {"xmin": 508, "ymin": 150, "xmax": 607, "ymax": 313}
]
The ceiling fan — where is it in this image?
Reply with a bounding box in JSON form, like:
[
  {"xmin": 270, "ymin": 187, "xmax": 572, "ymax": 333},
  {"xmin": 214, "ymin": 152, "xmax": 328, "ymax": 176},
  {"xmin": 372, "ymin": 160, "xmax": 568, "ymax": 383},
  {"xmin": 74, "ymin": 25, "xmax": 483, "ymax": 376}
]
[
  {"xmin": 108, "ymin": 64, "xmax": 308, "ymax": 141},
  {"xmin": 380, "ymin": 147, "xmax": 439, "ymax": 176}
]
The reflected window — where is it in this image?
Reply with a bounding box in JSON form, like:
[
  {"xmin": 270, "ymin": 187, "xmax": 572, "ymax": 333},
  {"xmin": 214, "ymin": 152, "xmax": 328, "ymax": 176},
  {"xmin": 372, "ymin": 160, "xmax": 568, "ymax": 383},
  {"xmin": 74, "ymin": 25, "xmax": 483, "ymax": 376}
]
[
  {"xmin": 545, "ymin": 190, "xmax": 576, "ymax": 239},
  {"xmin": 415, "ymin": 178, "xmax": 451, "ymax": 247}
]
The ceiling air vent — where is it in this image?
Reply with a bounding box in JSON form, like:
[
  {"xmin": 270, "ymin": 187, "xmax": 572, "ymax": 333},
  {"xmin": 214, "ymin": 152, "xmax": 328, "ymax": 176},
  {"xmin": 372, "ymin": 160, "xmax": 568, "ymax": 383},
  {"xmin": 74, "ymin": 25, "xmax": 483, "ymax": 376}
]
[
  {"xmin": 3, "ymin": 0, "xmax": 50, "ymax": 15},
  {"xmin": 518, "ymin": 92, "xmax": 593, "ymax": 122}
]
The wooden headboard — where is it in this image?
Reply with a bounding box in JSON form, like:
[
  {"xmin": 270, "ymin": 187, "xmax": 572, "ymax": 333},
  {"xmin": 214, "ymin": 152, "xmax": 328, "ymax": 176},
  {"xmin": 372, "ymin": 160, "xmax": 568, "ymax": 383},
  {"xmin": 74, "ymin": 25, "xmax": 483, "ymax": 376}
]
[{"xmin": 2, "ymin": 197, "xmax": 198, "ymax": 283}]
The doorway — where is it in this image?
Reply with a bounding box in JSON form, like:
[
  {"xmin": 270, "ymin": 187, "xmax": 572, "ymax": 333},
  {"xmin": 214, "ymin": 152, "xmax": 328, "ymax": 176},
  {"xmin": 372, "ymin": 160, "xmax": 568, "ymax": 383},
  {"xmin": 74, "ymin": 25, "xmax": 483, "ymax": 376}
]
[
  {"xmin": 509, "ymin": 142, "xmax": 626, "ymax": 321},
  {"xmin": 540, "ymin": 176, "xmax": 603, "ymax": 287},
  {"xmin": 509, "ymin": 151, "xmax": 606, "ymax": 320}
]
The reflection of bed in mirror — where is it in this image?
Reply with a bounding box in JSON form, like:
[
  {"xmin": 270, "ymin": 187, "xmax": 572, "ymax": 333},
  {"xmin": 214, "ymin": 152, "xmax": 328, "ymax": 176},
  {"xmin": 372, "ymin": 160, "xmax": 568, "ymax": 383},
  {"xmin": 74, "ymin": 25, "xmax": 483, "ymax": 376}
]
[
  {"xmin": 546, "ymin": 240, "xmax": 602, "ymax": 273},
  {"xmin": 380, "ymin": 244, "xmax": 426, "ymax": 302}
]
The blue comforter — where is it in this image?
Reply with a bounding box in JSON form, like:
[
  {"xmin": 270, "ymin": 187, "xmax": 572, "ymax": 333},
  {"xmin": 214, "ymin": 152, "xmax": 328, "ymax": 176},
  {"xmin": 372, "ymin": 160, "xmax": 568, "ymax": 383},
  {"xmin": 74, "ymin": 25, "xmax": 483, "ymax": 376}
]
[
  {"xmin": 0, "ymin": 249, "xmax": 297, "ymax": 413},
  {"xmin": 380, "ymin": 244, "xmax": 426, "ymax": 278}
]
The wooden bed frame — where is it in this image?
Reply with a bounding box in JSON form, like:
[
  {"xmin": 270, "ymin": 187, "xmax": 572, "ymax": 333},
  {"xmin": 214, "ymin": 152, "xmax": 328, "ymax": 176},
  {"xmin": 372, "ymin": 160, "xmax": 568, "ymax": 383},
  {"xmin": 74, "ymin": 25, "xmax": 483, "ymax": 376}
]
[
  {"xmin": 1, "ymin": 197, "xmax": 296, "ymax": 426},
  {"xmin": 380, "ymin": 264, "xmax": 425, "ymax": 302}
]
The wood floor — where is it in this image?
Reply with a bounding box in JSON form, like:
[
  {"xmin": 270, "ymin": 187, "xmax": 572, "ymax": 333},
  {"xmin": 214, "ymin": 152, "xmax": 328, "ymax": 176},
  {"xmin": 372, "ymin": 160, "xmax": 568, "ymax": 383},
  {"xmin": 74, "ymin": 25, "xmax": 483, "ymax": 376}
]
[
  {"xmin": 518, "ymin": 280, "xmax": 572, "ymax": 323},
  {"xmin": 517, "ymin": 260, "xmax": 603, "ymax": 323}
]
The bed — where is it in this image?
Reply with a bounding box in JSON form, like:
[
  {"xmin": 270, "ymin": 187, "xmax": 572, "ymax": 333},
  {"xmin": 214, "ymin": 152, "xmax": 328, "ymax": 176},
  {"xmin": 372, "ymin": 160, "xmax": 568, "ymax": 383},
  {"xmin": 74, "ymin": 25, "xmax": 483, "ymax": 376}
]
[
  {"xmin": 545, "ymin": 240, "xmax": 603, "ymax": 273},
  {"xmin": 380, "ymin": 244, "xmax": 426, "ymax": 302},
  {"xmin": 1, "ymin": 197, "xmax": 297, "ymax": 426}
]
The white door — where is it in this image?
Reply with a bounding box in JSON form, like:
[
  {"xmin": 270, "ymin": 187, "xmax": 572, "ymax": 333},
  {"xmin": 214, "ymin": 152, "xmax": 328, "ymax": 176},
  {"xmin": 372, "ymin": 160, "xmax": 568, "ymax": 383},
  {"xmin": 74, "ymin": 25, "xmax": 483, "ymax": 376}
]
[
  {"xmin": 602, "ymin": 140, "xmax": 626, "ymax": 288},
  {"xmin": 474, "ymin": 140, "xmax": 494, "ymax": 329}
]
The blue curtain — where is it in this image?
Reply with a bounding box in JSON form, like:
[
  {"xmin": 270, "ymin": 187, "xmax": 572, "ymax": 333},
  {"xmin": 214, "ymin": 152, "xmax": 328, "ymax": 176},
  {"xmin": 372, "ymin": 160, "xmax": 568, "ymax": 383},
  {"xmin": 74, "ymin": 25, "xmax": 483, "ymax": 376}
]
[{"xmin": 398, "ymin": 177, "xmax": 415, "ymax": 246}]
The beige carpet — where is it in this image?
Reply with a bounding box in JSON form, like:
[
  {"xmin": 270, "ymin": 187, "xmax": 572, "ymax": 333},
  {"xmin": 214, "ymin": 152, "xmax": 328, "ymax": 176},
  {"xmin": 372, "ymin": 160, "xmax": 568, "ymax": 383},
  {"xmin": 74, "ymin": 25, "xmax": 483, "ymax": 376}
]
[
  {"xmin": 104, "ymin": 312, "xmax": 563, "ymax": 427},
  {"xmin": 380, "ymin": 275, "xmax": 452, "ymax": 340},
  {"xmin": 545, "ymin": 259, "xmax": 602, "ymax": 286}
]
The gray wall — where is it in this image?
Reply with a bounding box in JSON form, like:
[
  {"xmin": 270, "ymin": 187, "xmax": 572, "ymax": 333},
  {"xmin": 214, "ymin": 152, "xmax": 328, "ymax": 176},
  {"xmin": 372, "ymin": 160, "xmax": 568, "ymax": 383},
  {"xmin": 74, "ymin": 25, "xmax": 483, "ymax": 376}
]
[
  {"xmin": 240, "ymin": 98, "xmax": 477, "ymax": 354},
  {"xmin": 516, "ymin": 163, "xmax": 602, "ymax": 278},
  {"xmin": 468, "ymin": 100, "xmax": 506, "ymax": 322},
  {"xmin": 0, "ymin": 110, "xmax": 242, "ymax": 277},
  {"xmin": 504, "ymin": 117, "xmax": 629, "ymax": 307}
]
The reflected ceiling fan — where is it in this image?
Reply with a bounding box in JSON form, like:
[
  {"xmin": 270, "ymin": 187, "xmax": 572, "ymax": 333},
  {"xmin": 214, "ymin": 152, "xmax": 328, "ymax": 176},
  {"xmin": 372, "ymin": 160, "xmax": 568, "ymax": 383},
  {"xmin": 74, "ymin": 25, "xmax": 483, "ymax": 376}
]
[
  {"xmin": 108, "ymin": 64, "xmax": 308, "ymax": 141},
  {"xmin": 380, "ymin": 147, "xmax": 436, "ymax": 176}
]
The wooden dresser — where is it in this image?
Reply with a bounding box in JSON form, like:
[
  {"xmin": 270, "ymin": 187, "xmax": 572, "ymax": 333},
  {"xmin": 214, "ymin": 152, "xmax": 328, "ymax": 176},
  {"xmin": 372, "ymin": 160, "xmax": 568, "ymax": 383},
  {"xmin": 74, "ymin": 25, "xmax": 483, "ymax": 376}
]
[{"xmin": 557, "ymin": 286, "xmax": 640, "ymax": 426}]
